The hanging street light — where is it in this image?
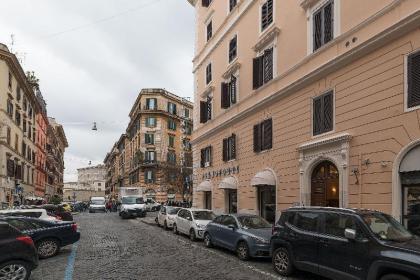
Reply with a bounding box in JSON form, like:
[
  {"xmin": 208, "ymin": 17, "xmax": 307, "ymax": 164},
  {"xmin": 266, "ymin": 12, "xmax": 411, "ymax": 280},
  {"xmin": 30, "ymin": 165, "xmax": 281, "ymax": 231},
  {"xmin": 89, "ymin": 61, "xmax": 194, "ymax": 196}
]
[{"xmin": 92, "ymin": 122, "xmax": 98, "ymax": 131}]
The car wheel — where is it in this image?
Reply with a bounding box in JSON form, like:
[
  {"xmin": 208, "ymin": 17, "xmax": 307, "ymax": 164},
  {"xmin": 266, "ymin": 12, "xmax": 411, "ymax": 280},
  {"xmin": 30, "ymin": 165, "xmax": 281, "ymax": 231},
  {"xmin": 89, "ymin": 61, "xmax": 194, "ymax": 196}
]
[
  {"xmin": 37, "ymin": 239, "xmax": 60, "ymax": 259},
  {"xmin": 272, "ymin": 247, "xmax": 294, "ymax": 276},
  {"xmin": 163, "ymin": 221, "xmax": 168, "ymax": 230},
  {"xmin": 204, "ymin": 233, "xmax": 213, "ymax": 248},
  {"xmin": 155, "ymin": 217, "xmax": 159, "ymax": 225},
  {"xmin": 380, "ymin": 274, "xmax": 411, "ymax": 280},
  {"xmin": 189, "ymin": 229, "xmax": 196, "ymax": 241},
  {"xmin": 236, "ymin": 241, "xmax": 250, "ymax": 261},
  {"xmin": 173, "ymin": 224, "xmax": 179, "ymax": 235},
  {"xmin": 0, "ymin": 260, "xmax": 31, "ymax": 280}
]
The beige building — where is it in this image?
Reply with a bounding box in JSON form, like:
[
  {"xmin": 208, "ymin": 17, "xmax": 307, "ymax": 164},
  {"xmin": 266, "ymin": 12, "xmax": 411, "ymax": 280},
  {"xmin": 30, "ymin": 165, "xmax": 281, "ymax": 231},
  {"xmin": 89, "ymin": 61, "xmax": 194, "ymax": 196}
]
[
  {"xmin": 0, "ymin": 43, "xmax": 39, "ymax": 207},
  {"xmin": 188, "ymin": 0, "xmax": 420, "ymax": 233},
  {"xmin": 77, "ymin": 164, "xmax": 106, "ymax": 191},
  {"xmin": 105, "ymin": 89, "xmax": 193, "ymax": 203}
]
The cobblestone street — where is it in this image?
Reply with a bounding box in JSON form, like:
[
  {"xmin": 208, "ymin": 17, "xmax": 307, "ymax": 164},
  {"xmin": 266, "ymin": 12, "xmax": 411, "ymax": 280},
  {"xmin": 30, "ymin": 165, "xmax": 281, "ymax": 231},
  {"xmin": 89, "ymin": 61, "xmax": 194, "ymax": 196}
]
[{"xmin": 30, "ymin": 212, "xmax": 322, "ymax": 280}]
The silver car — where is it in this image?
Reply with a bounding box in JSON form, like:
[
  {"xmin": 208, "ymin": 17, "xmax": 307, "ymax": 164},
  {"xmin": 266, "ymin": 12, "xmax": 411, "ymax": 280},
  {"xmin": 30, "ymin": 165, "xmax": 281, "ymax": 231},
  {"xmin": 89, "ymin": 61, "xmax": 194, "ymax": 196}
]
[
  {"xmin": 173, "ymin": 208, "xmax": 215, "ymax": 241},
  {"xmin": 156, "ymin": 206, "xmax": 180, "ymax": 229}
]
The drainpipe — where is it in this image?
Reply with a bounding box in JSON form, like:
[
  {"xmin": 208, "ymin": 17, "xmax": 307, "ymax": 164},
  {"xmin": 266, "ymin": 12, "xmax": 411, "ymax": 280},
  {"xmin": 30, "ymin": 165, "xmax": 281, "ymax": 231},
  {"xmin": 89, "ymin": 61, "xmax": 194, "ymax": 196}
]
[{"xmin": 359, "ymin": 153, "xmax": 363, "ymax": 208}]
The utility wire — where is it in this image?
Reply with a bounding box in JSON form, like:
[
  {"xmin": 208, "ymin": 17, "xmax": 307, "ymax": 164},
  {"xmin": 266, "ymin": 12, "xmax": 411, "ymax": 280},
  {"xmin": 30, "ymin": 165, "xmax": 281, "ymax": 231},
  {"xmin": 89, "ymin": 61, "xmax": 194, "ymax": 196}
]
[{"xmin": 40, "ymin": 0, "xmax": 163, "ymax": 40}]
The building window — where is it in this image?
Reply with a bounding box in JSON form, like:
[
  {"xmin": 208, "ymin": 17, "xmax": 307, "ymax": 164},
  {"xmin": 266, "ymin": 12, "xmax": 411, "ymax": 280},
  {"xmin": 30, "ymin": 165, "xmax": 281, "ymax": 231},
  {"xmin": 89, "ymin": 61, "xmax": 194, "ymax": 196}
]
[
  {"xmin": 145, "ymin": 150, "xmax": 156, "ymax": 162},
  {"xmin": 200, "ymin": 146, "xmax": 212, "ymax": 168},
  {"xmin": 145, "ymin": 117, "xmax": 157, "ymax": 127},
  {"xmin": 229, "ymin": 0, "xmax": 237, "ymax": 11},
  {"xmin": 183, "ymin": 138, "xmax": 192, "ymax": 151},
  {"xmin": 6, "ymin": 127, "xmax": 11, "ymax": 145},
  {"xmin": 261, "ymin": 0, "xmax": 273, "ymax": 31},
  {"xmin": 202, "ymin": 0, "xmax": 212, "ymax": 7},
  {"xmin": 407, "ymin": 51, "xmax": 420, "ymax": 109},
  {"xmin": 185, "ymin": 123, "xmax": 192, "ymax": 135},
  {"xmin": 16, "ymin": 87, "xmax": 21, "ymax": 101},
  {"xmin": 8, "ymin": 72, "xmax": 12, "ymax": 89},
  {"xmin": 145, "ymin": 133, "xmax": 154, "ymax": 145},
  {"xmin": 15, "ymin": 111, "xmax": 21, "ymax": 126},
  {"xmin": 200, "ymin": 96, "xmax": 212, "ymax": 123},
  {"xmin": 253, "ymin": 119, "xmax": 272, "ymax": 153},
  {"xmin": 206, "ymin": 20, "xmax": 213, "ymax": 41},
  {"xmin": 167, "ymin": 102, "xmax": 177, "ymax": 115},
  {"xmin": 145, "ymin": 98, "xmax": 157, "ymax": 110},
  {"xmin": 223, "ymin": 134, "xmax": 236, "ymax": 162},
  {"xmin": 23, "ymin": 120, "xmax": 27, "ymax": 133},
  {"xmin": 313, "ymin": 0, "xmax": 334, "ymax": 51},
  {"xmin": 145, "ymin": 170, "xmax": 155, "ymax": 183},
  {"xmin": 229, "ymin": 35, "xmax": 237, "ymax": 63},
  {"xmin": 168, "ymin": 135, "xmax": 175, "ymax": 148},
  {"xmin": 221, "ymin": 75, "xmax": 237, "ymax": 109},
  {"xmin": 206, "ymin": 63, "xmax": 212, "ymax": 85},
  {"xmin": 168, "ymin": 119, "xmax": 176, "ymax": 130},
  {"xmin": 7, "ymin": 100, "xmax": 13, "ymax": 117},
  {"xmin": 23, "ymin": 99, "xmax": 27, "ymax": 112},
  {"xmin": 313, "ymin": 91, "xmax": 334, "ymax": 136},
  {"xmin": 22, "ymin": 142, "xmax": 27, "ymax": 157},
  {"xmin": 167, "ymin": 151, "xmax": 176, "ymax": 164},
  {"xmin": 184, "ymin": 108, "xmax": 190, "ymax": 118},
  {"xmin": 253, "ymin": 47, "xmax": 273, "ymax": 89}
]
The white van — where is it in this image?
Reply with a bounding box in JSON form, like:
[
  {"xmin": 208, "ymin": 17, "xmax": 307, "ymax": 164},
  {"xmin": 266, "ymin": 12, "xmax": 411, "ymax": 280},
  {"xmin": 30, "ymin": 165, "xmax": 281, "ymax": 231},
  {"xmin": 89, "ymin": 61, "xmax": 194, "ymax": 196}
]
[{"xmin": 89, "ymin": 197, "xmax": 106, "ymax": 213}]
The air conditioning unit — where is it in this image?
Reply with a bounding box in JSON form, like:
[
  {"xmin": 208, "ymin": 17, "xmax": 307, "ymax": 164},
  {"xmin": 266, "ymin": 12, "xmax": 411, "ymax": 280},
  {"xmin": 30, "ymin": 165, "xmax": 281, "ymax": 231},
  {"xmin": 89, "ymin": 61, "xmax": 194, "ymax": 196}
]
[{"xmin": 204, "ymin": 162, "xmax": 210, "ymax": 168}]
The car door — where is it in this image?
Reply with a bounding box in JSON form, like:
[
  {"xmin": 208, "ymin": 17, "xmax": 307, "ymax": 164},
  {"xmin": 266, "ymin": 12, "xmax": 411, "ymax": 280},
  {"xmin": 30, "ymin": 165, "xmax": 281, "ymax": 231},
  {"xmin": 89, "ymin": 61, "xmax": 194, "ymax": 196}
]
[
  {"xmin": 158, "ymin": 207, "xmax": 166, "ymax": 226},
  {"xmin": 208, "ymin": 216, "xmax": 224, "ymax": 245},
  {"xmin": 286, "ymin": 211, "xmax": 321, "ymax": 274},
  {"xmin": 218, "ymin": 215, "xmax": 240, "ymax": 251},
  {"xmin": 176, "ymin": 209, "xmax": 185, "ymax": 232},
  {"xmin": 183, "ymin": 210, "xmax": 193, "ymax": 234},
  {"xmin": 318, "ymin": 213, "xmax": 370, "ymax": 280}
]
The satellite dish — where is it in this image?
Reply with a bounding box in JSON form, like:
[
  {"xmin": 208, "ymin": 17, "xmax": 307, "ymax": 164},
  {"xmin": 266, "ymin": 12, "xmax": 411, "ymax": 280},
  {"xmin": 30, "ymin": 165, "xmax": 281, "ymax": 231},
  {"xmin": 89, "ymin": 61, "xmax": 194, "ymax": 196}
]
[{"xmin": 92, "ymin": 122, "xmax": 98, "ymax": 131}]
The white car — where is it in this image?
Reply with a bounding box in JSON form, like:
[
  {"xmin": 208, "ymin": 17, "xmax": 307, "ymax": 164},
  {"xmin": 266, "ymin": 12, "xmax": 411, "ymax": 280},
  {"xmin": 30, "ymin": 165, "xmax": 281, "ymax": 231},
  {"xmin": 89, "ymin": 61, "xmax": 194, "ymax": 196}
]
[
  {"xmin": 173, "ymin": 208, "xmax": 216, "ymax": 241},
  {"xmin": 145, "ymin": 198, "xmax": 160, "ymax": 212},
  {"xmin": 0, "ymin": 209, "xmax": 60, "ymax": 222},
  {"xmin": 156, "ymin": 206, "xmax": 181, "ymax": 230}
]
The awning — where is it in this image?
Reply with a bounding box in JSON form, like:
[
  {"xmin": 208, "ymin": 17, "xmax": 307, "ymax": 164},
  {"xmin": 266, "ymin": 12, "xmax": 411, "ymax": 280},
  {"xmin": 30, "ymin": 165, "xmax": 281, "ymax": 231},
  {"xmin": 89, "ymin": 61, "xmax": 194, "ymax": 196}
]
[
  {"xmin": 219, "ymin": 176, "xmax": 237, "ymax": 189},
  {"xmin": 196, "ymin": 180, "xmax": 212, "ymax": 192},
  {"xmin": 400, "ymin": 145, "xmax": 420, "ymax": 172},
  {"xmin": 251, "ymin": 170, "xmax": 276, "ymax": 186}
]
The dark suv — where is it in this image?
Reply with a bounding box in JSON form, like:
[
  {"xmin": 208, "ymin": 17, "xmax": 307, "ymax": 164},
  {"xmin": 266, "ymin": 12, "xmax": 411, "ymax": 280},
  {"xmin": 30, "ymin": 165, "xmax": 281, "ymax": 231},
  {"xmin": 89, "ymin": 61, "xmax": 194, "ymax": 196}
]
[{"xmin": 270, "ymin": 207, "xmax": 420, "ymax": 280}]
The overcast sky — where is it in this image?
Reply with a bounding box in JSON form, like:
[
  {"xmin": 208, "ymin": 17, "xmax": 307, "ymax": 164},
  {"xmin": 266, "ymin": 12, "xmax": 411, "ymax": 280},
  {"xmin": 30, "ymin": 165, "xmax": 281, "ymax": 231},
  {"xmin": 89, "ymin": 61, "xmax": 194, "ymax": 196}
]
[{"xmin": 0, "ymin": 0, "xmax": 195, "ymax": 182}]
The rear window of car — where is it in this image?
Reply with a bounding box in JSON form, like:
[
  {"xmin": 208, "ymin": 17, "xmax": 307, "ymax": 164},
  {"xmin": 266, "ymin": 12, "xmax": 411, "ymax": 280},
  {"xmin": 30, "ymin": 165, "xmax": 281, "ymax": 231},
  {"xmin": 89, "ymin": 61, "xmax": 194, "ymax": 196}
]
[
  {"xmin": 7, "ymin": 212, "xmax": 42, "ymax": 218},
  {"xmin": 6, "ymin": 219, "xmax": 33, "ymax": 231},
  {"xmin": 294, "ymin": 212, "xmax": 319, "ymax": 233}
]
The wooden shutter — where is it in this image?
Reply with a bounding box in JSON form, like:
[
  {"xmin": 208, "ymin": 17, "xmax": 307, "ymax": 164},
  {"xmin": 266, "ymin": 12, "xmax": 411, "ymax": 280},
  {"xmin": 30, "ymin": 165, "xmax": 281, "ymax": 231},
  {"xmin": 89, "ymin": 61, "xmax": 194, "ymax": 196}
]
[
  {"xmin": 323, "ymin": 92, "xmax": 333, "ymax": 132},
  {"xmin": 253, "ymin": 56, "xmax": 264, "ymax": 89},
  {"xmin": 221, "ymin": 82, "xmax": 229, "ymax": 109},
  {"xmin": 253, "ymin": 124, "xmax": 261, "ymax": 153},
  {"xmin": 223, "ymin": 138, "xmax": 228, "ymax": 162},
  {"xmin": 263, "ymin": 48, "xmax": 273, "ymax": 83},
  {"xmin": 173, "ymin": 104, "xmax": 177, "ymax": 115},
  {"xmin": 263, "ymin": 119, "xmax": 273, "ymax": 150},
  {"xmin": 200, "ymin": 101, "xmax": 207, "ymax": 123},
  {"xmin": 231, "ymin": 134, "xmax": 236, "ymax": 160},
  {"xmin": 202, "ymin": 0, "xmax": 210, "ymax": 7},
  {"xmin": 7, "ymin": 159, "xmax": 14, "ymax": 177},
  {"xmin": 230, "ymin": 75, "xmax": 237, "ymax": 104},
  {"xmin": 209, "ymin": 146, "xmax": 213, "ymax": 165},
  {"xmin": 313, "ymin": 97, "xmax": 322, "ymax": 135},
  {"xmin": 313, "ymin": 9, "xmax": 322, "ymax": 51},
  {"xmin": 200, "ymin": 149, "xmax": 205, "ymax": 167},
  {"xmin": 323, "ymin": 1, "xmax": 334, "ymax": 44},
  {"xmin": 408, "ymin": 52, "xmax": 420, "ymax": 108},
  {"xmin": 207, "ymin": 97, "xmax": 212, "ymax": 120},
  {"xmin": 167, "ymin": 102, "xmax": 170, "ymax": 113}
]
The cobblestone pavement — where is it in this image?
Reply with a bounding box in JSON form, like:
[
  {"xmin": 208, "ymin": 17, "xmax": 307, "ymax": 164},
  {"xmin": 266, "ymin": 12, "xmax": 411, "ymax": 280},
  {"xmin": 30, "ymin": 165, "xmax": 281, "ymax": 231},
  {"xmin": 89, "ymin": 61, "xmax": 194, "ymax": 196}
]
[{"xmin": 31, "ymin": 212, "xmax": 324, "ymax": 280}]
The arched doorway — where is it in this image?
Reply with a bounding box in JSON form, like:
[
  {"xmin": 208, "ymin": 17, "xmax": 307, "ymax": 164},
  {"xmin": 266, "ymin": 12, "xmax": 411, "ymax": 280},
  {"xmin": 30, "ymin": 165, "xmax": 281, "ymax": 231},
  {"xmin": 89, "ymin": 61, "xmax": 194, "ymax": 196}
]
[{"xmin": 311, "ymin": 161, "xmax": 339, "ymax": 207}]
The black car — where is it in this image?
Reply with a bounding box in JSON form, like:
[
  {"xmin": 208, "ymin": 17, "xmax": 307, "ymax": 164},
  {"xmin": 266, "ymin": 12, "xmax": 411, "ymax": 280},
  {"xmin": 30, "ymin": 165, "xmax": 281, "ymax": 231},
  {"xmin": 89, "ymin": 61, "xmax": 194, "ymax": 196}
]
[
  {"xmin": 271, "ymin": 207, "xmax": 420, "ymax": 280},
  {"xmin": 0, "ymin": 216, "xmax": 80, "ymax": 259},
  {"xmin": 0, "ymin": 222, "xmax": 38, "ymax": 280}
]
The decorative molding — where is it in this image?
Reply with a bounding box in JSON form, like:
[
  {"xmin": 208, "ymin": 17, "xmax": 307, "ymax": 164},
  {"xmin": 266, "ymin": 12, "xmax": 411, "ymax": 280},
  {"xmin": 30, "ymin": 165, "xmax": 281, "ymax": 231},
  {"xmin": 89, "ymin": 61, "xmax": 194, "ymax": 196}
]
[
  {"xmin": 298, "ymin": 133, "xmax": 352, "ymax": 151},
  {"xmin": 222, "ymin": 61, "xmax": 241, "ymax": 79},
  {"xmin": 200, "ymin": 85, "xmax": 215, "ymax": 98},
  {"xmin": 253, "ymin": 27, "xmax": 281, "ymax": 51}
]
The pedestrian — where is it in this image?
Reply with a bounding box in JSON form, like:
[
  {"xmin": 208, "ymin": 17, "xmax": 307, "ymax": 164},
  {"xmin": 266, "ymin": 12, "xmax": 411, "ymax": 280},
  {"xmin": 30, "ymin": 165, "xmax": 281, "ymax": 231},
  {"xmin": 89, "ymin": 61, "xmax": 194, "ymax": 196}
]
[{"xmin": 106, "ymin": 201, "xmax": 112, "ymax": 213}]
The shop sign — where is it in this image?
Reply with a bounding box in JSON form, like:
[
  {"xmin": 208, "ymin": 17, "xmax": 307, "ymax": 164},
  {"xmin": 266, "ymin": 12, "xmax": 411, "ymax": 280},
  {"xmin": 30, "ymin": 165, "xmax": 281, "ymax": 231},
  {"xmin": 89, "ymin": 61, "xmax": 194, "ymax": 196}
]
[{"xmin": 202, "ymin": 166, "xmax": 239, "ymax": 180}]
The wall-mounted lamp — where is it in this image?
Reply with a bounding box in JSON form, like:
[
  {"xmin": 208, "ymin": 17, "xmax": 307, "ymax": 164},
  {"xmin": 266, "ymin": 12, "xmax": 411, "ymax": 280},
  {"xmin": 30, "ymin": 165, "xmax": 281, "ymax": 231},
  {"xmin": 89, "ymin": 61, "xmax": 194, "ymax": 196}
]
[{"xmin": 351, "ymin": 167, "xmax": 360, "ymax": 185}]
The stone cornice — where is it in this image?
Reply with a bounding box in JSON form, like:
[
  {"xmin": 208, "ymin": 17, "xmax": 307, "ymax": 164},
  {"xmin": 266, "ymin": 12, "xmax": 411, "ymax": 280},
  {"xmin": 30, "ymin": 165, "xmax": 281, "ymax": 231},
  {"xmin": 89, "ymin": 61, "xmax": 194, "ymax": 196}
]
[
  {"xmin": 222, "ymin": 61, "xmax": 241, "ymax": 79},
  {"xmin": 297, "ymin": 133, "xmax": 352, "ymax": 151},
  {"xmin": 253, "ymin": 27, "xmax": 281, "ymax": 52}
]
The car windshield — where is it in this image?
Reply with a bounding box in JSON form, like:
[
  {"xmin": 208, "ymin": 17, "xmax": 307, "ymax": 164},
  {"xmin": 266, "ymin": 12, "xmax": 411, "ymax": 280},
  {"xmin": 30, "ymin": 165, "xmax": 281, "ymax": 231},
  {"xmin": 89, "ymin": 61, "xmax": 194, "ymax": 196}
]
[
  {"xmin": 122, "ymin": 197, "xmax": 144, "ymax": 204},
  {"xmin": 238, "ymin": 216, "xmax": 271, "ymax": 229},
  {"xmin": 90, "ymin": 200, "xmax": 104, "ymax": 205},
  {"xmin": 362, "ymin": 213, "xmax": 413, "ymax": 242},
  {"xmin": 193, "ymin": 211, "xmax": 215, "ymax": 220},
  {"xmin": 167, "ymin": 207, "xmax": 180, "ymax": 215}
]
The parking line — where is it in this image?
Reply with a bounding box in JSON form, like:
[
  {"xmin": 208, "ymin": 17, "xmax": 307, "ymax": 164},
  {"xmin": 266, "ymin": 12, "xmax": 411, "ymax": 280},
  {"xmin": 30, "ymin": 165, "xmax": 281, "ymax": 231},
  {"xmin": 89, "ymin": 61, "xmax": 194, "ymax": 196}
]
[{"xmin": 64, "ymin": 242, "xmax": 78, "ymax": 280}]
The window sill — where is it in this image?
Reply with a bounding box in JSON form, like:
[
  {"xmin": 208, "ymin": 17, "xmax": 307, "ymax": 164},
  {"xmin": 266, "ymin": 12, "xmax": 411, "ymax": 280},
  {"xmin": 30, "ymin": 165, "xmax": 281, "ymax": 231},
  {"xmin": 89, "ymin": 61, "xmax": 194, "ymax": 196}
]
[
  {"xmin": 311, "ymin": 129, "xmax": 335, "ymax": 139},
  {"xmin": 255, "ymin": 149, "xmax": 272, "ymax": 155},
  {"xmin": 200, "ymin": 84, "xmax": 214, "ymax": 98}
]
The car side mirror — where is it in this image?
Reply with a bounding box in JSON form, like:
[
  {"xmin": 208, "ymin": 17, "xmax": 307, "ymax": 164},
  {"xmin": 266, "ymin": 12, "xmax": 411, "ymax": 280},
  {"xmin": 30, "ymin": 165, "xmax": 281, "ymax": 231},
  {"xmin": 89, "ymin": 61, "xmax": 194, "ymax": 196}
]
[
  {"xmin": 344, "ymin": 228, "xmax": 356, "ymax": 240},
  {"xmin": 228, "ymin": 224, "xmax": 237, "ymax": 230}
]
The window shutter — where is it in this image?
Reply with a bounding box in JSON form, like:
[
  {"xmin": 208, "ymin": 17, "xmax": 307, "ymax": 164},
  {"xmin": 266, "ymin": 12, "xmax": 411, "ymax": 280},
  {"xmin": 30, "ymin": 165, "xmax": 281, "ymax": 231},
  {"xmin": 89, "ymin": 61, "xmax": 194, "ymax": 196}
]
[
  {"xmin": 323, "ymin": 92, "xmax": 333, "ymax": 132},
  {"xmin": 230, "ymin": 75, "xmax": 237, "ymax": 104},
  {"xmin": 263, "ymin": 48, "xmax": 274, "ymax": 83},
  {"xmin": 253, "ymin": 56, "xmax": 264, "ymax": 89},
  {"xmin": 263, "ymin": 119, "xmax": 273, "ymax": 150},
  {"xmin": 408, "ymin": 52, "xmax": 420, "ymax": 108},
  {"xmin": 223, "ymin": 138, "xmax": 228, "ymax": 162},
  {"xmin": 231, "ymin": 134, "xmax": 236, "ymax": 159},
  {"xmin": 202, "ymin": 0, "xmax": 210, "ymax": 7},
  {"xmin": 313, "ymin": 97, "xmax": 322, "ymax": 135},
  {"xmin": 173, "ymin": 104, "xmax": 177, "ymax": 115},
  {"xmin": 221, "ymin": 82, "xmax": 229, "ymax": 109},
  {"xmin": 207, "ymin": 97, "xmax": 212, "ymax": 120},
  {"xmin": 209, "ymin": 146, "xmax": 213, "ymax": 165},
  {"xmin": 200, "ymin": 101, "xmax": 207, "ymax": 123},
  {"xmin": 7, "ymin": 159, "xmax": 14, "ymax": 177},
  {"xmin": 323, "ymin": 2, "xmax": 334, "ymax": 44},
  {"xmin": 200, "ymin": 149, "xmax": 205, "ymax": 167},
  {"xmin": 313, "ymin": 9, "xmax": 322, "ymax": 51},
  {"xmin": 253, "ymin": 124, "xmax": 261, "ymax": 153}
]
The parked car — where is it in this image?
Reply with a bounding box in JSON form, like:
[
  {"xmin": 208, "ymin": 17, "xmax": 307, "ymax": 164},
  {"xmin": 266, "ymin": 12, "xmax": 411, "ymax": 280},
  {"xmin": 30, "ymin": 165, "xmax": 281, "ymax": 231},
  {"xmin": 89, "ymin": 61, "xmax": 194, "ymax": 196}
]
[
  {"xmin": 89, "ymin": 197, "xmax": 106, "ymax": 213},
  {"xmin": 155, "ymin": 206, "xmax": 180, "ymax": 229},
  {"xmin": 0, "ymin": 216, "xmax": 80, "ymax": 259},
  {"xmin": 0, "ymin": 209, "xmax": 60, "ymax": 222},
  {"xmin": 119, "ymin": 196, "xmax": 146, "ymax": 219},
  {"xmin": 204, "ymin": 214, "xmax": 272, "ymax": 260},
  {"xmin": 0, "ymin": 221, "xmax": 38, "ymax": 280},
  {"xmin": 36, "ymin": 204, "xmax": 73, "ymax": 221},
  {"xmin": 145, "ymin": 198, "xmax": 160, "ymax": 212},
  {"xmin": 271, "ymin": 207, "xmax": 420, "ymax": 280},
  {"xmin": 173, "ymin": 208, "xmax": 215, "ymax": 241}
]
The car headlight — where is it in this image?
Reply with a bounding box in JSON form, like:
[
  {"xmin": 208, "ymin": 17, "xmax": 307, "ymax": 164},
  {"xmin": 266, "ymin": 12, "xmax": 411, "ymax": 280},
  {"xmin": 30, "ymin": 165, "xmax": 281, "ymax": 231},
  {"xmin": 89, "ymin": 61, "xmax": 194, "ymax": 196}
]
[
  {"xmin": 167, "ymin": 216, "xmax": 174, "ymax": 221},
  {"xmin": 195, "ymin": 223, "xmax": 205, "ymax": 229},
  {"xmin": 251, "ymin": 236, "xmax": 269, "ymax": 244}
]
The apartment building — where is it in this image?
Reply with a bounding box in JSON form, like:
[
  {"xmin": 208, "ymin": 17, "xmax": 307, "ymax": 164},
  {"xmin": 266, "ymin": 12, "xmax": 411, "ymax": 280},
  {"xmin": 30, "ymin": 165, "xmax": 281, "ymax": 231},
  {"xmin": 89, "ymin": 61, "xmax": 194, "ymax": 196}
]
[
  {"xmin": 34, "ymin": 90, "xmax": 48, "ymax": 198},
  {"xmin": 188, "ymin": 0, "xmax": 420, "ymax": 233},
  {"xmin": 0, "ymin": 43, "xmax": 39, "ymax": 206},
  {"xmin": 77, "ymin": 164, "xmax": 106, "ymax": 191},
  {"xmin": 104, "ymin": 88, "xmax": 193, "ymax": 202}
]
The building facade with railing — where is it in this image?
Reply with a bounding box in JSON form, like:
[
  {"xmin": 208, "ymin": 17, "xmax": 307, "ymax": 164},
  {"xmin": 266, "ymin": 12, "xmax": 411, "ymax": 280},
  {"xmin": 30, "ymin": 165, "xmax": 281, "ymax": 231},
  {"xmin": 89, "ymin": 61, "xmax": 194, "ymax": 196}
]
[{"xmin": 189, "ymin": 0, "xmax": 420, "ymax": 233}]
